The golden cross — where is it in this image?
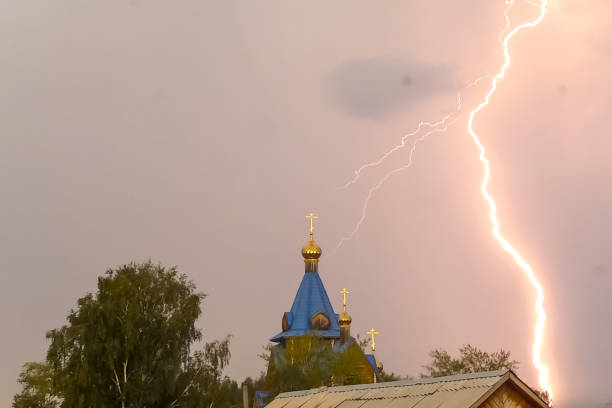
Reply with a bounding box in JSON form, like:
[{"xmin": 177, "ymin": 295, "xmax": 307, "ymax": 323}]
[
  {"xmin": 367, "ymin": 328, "xmax": 380, "ymax": 352},
  {"xmin": 305, "ymin": 212, "xmax": 318, "ymax": 239},
  {"xmin": 340, "ymin": 288, "xmax": 350, "ymax": 311}
]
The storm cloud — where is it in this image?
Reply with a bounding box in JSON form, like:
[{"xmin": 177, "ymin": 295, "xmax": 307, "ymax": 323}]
[
  {"xmin": 1, "ymin": 1, "xmax": 611, "ymax": 407},
  {"xmin": 327, "ymin": 58, "xmax": 455, "ymax": 118}
]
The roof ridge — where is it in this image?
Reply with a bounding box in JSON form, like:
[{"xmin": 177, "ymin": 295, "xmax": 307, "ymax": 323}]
[{"xmin": 276, "ymin": 370, "xmax": 510, "ymax": 398}]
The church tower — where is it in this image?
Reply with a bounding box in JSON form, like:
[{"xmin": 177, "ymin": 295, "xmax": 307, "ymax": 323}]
[
  {"xmin": 266, "ymin": 213, "xmax": 382, "ymax": 387},
  {"xmin": 339, "ymin": 288, "xmax": 352, "ymax": 342},
  {"xmin": 270, "ymin": 213, "xmax": 341, "ymax": 345},
  {"xmin": 302, "ymin": 212, "xmax": 322, "ymax": 273}
]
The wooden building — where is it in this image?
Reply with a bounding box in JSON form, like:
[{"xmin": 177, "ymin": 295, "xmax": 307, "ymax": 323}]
[{"xmin": 264, "ymin": 370, "xmax": 549, "ymax": 408}]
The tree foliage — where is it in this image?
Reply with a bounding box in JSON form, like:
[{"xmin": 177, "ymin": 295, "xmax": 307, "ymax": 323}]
[
  {"xmin": 261, "ymin": 334, "xmax": 377, "ymax": 398},
  {"xmin": 423, "ymin": 344, "xmax": 519, "ymax": 378},
  {"xmin": 13, "ymin": 262, "xmax": 237, "ymax": 408},
  {"xmin": 263, "ymin": 335, "xmax": 334, "ymax": 395},
  {"xmin": 12, "ymin": 362, "xmax": 58, "ymax": 408},
  {"xmin": 354, "ymin": 334, "xmax": 401, "ymax": 382},
  {"xmin": 379, "ymin": 371, "xmax": 403, "ymax": 382},
  {"xmin": 241, "ymin": 374, "xmax": 268, "ymax": 408}
]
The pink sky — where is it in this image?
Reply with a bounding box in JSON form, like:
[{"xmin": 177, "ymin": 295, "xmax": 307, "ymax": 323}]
[{"xmin": 1, "ymin": 1, "xmax": 610, "ymax": 406}]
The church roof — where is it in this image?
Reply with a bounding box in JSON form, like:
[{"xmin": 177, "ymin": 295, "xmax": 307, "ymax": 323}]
[
  {"xmin": 364, "ymin": 354, "xmax": 380, "ymax": 377},
  {"xmin": 266, "ymin": 370, "xmax": 549, "ymax": 408},
  {"xmin": 270, "ymin": 270, "xmax": 340, "ymax": 342}
]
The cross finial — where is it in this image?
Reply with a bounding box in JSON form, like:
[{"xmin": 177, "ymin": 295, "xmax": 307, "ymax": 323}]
[
  {"xmin": 367, "ymin": 328, "xmax": 380, "ymax": 352},
  {"xmin": 305, "ymin": 212, "xmax": 318, "ymax": 240},
  {"xmin": 340, "ymin": 288, "xmax": 350, "ymax": 312}
]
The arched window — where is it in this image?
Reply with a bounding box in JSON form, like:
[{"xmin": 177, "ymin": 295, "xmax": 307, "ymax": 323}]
[{"xmin": 310, "ymin": 312, "xmax": 331, "ymax": 330}]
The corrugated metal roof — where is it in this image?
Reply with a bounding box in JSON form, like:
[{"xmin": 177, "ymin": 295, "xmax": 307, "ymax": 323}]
[
  {"xmin": 411, "ymin": 388, "xmax": 488, "ymax": 408},
  {"xmin": 272, "ymin": 370, "xmax": 511, "ymax": 408},
  {"xmin": 335, "ymin": 400, "xmax": 367, "ymax": 408},
  {"xmin": 436, "ymin": 377, "xmax": 500, "ymax": 392},
  {"xmin": 384, "ymin": 396, "xmax": 425, "ymax": 408},
  {"xmin": 315, "ymin": 391, "xmax": 352, "ymax": 408},
  {"xmin": 282, "ymin": 394, "xmax": 318, "ymax": 408},
  {"xmin": 359, "ymin": 398, "xmax": 396, "ymax": 408},
  {"xmin": 299, "ymin": 391, "xmax": 338, "ymax": 408},
  {"xmin": 266, "ymin": 397, "xmax": 291, "ymax": 408},
  {"xmin": 360, "ymin": 382, "xmax": 445, "ymax": 399}
]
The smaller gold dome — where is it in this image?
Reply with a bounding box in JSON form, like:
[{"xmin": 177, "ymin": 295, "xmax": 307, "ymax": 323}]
[
  {"xmin": 376, "ymin": 359, "xmax": 383, "ymax": 371},
  {"xmin": 338, "ymin": 310, "xmax": 352, "ymax": 326},
  {"xmin": 301, "ymin": 239, "xmax": 322, "ymax": 260}
]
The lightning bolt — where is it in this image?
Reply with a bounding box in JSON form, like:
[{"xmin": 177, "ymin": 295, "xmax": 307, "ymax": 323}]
[
  {"xmin": 334, "ymin": 0, "xmax": 553, "ymax": 402},
  {"xmin": 468, "ymin": 0, "xmax": 552, "ymax": 402},
  {"xmin": 336, "ymin": 74, "xmax": 490, "ymax": 192},
  {"xmin": 331, "ymin": 74, "xmax": 491, "ymax": 256},
  {"xmin": 332, "ymin": 114, "xmax": 463, "ymax": 255},
  {"xmin": 337, "ymin": 112, "xmax": 455, "ymax": 191}
]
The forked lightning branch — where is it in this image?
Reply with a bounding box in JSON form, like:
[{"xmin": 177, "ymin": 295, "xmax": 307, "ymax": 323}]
[{"xmin": 336, "ymin": 0, "xmax": 553, "ymax": 401}]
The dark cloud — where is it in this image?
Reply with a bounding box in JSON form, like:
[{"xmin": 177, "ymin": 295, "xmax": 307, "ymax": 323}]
[
  {"xmin": 2, "ymin": 1, "xmax": 612, "ymax": 406},
  {"xmin": 326, "ymin": 57, "xmax": 455, "ymax": 118}
]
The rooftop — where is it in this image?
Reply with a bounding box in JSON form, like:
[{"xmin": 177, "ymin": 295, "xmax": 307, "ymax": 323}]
[{"xmin": 267, "ymin": 370, "xmax": 548, "ymax": 408}]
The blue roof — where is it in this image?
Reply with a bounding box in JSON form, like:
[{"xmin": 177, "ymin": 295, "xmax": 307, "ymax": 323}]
[
  {"xmin": 365, "ymin": 354, "xmax": 380, "ymax": 376},
  {"xmin": 255, "ymin": 391, "xmax": 269, "ymax": 408},
  {"xmin": 271, "ymin": 271, "xmax": 340, "ymax": 342}
]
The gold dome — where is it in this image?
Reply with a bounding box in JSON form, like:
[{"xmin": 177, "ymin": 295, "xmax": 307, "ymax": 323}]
[
  {"xmin": 338, "ymin": 310, "xmax": 352, "ymax": 326},
  {"xmin": 301, "ymin": 239, "xmax": 322, "ymax": 260}
]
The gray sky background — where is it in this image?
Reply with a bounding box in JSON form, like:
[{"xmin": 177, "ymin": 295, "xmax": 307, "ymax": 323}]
[{"xmin": 1, "ymin": 1, "xmax": 611, "ymax": 407}]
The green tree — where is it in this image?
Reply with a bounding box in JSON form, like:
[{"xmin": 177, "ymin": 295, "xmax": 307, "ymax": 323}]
[
  {"xmin": 14, "ymin": 262, "xmax": 234, "ymax": 408},
  {"xmin": 264, "ymin": 335, "xmax": 334, "ymax": 394},
  {"xmin": 262, "ymin": 334, "xmax": 378, "ymax": 397},
  {"xmin": 12, "ymin": 362, "xmax": 58, "ymax": 408},
  {"xmin": 241, "ymin": 374, "xmax": 268, "ymax": 407},
  {"xmin": 379, "ymin": 371, "xmax": 402, "ymax": 382},
  {"xmin": 354, "ymin": 334, "xmax": 402, "ymax": 382},
  {"xmin": 423, "ymin": 344, "xmax": 519, "ymax": 378},
  {"xmin": 333, "ymin": 343, "xmax": 370, "ymax": 385}
]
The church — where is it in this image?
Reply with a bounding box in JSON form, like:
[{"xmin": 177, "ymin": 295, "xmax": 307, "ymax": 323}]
[
  {"xmin": 259, "ymin": 215, "xmax": 549, "ymax": 408},
  {"xmin": 266, "ymin": 213, "xmax": 383, "ymax": 385}
]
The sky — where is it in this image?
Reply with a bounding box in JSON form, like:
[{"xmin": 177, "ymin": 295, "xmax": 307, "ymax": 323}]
[{"xmin": 1, "ymin": 1, "xmax": 611, "ymax": 407}]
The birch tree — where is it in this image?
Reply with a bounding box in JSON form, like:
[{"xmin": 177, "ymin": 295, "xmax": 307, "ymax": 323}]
[{"xmin": 39, "ymin": 261, "xmax": 231, "ymax": 408}]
